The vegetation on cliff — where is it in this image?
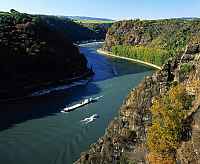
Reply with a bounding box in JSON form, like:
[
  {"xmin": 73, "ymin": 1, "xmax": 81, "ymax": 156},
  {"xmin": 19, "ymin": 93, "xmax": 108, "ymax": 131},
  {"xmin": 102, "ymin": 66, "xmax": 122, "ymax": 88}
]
[
  {"xmin": 104, "ymin": 19, "xmax": 200, "ymax": 66},
  {"xmin": 39, "ymin": 15, "xmax": 108, "ymax": 43},
  {"xmin": 147, "ymin": 84, "xmax": 194, "ymax": 163},
  {"xmin": 0, "ymin": 10, "xmax": 91, "ymax": 99},
  {"xmin": 76, "ymin": 22, "xmax": 112, "ymax": 41},
  {"xmin": 112, "ymin": 45, "xmax": 169, "ymax": 66},
  {"xmin": 62, "ymin": 16, "xmax": 113, "ymax": 39}
]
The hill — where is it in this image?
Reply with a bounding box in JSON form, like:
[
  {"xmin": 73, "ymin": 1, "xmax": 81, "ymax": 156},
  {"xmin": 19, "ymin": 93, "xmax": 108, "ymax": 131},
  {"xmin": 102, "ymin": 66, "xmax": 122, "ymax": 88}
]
[
  {"xmin": 66, "ymin": 16, "xmax": 114, "ymax": 23},
  {"xmin": 61, "ymin": 16, "xmax": 114, "ymax": 41},
  {"xmin": 0, "ymin": 10, "xmax": 92, "ymax": 100},
  {"xmin": 103, "ymin": 19, "xmax": 200, "ymax": 66},
  {"xmin": 39, "ymin": 15, "xmax": 108, "ymax": 43}
]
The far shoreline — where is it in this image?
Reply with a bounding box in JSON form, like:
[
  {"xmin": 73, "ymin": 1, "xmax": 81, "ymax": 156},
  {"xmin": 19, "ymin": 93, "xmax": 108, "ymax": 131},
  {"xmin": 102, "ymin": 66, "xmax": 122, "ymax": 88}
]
[{"xmin": 97, "ymin": 49, "xmax": 162, "ymax": 70}]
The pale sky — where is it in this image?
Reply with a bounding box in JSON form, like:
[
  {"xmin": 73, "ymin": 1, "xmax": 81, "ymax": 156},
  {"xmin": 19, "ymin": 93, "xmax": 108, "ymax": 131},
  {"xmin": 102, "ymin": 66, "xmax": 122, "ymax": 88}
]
[{"xmin": 0, "ymin": 0, "xmax": 200, "ymax": 20}]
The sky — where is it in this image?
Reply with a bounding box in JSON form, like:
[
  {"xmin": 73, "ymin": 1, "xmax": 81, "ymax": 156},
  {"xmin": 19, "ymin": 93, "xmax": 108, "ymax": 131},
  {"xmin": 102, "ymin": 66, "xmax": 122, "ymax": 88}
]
[{"xmin": 1, "ymin": 0, "xmax": 200, "ymax": 20}]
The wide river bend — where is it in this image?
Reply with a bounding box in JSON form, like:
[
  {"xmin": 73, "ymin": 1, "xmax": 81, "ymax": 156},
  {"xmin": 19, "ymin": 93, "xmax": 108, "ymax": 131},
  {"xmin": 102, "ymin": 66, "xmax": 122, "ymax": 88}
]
[{"xmin": 0, "ymin": 42, "xmax": 154, "ymax": 164}]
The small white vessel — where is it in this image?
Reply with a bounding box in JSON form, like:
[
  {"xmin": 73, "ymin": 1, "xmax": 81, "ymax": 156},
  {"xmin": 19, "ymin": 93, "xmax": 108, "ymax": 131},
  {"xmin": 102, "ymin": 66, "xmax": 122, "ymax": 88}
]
[
  {"xmin": 80, "ymin": 114, "xmax": 99, "ymax": 124},
  {"xmin": 61, "ymin": 96, "xmax": 103, "ymax": 113}
]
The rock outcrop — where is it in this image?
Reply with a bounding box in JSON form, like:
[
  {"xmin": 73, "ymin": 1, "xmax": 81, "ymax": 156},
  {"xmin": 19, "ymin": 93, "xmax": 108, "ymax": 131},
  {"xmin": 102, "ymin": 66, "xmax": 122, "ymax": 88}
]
[
  {"xmin": 176, "ymin": 45, "xmax": 200, "ymax": 163},
  {"xmin": 103, "ymin": 19, "xmax": 200, "ymax": 53}
]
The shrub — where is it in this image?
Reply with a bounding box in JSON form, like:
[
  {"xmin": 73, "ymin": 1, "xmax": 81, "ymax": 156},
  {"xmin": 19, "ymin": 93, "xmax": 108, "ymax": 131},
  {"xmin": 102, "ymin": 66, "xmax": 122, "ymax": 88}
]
[
  {"xmin": 147, "ymin": 153, "xmax": 176, "ymax": 164},
  {"xmin": 147, "ymin": 84, "xmax": 193, "ymax": 160},
  {"xmin": 180, "ymin": 63, "xmax": 193, "ymax": 74}
]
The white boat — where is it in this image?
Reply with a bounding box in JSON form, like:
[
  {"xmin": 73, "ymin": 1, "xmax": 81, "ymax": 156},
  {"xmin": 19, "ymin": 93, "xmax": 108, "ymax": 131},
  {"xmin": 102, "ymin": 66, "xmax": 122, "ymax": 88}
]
[
  {"xmin": 61, "ymin": 96, "xmax": 103, "ymax": 113},
  {"xmin": 80, "ymin": 114, "xmax": 100, "ymax": 124}
]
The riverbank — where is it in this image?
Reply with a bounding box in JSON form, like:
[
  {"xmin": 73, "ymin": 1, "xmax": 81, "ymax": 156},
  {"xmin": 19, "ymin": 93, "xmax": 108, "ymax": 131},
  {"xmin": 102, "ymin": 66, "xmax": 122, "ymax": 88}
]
[
  {"xmin": 0, "ymin": 68, "xmax": 93, "ymax": 103},
  {"xmin": 97, "ymin": 49, "xmax": 162, "ymax": 70}
]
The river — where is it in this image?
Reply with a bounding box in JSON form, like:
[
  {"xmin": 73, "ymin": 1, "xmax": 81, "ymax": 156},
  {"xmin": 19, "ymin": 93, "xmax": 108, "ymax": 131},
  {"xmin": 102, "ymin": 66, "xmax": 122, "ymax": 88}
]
[{"xmin": 0, "ymin": 42, "xmax": 154, "ymax": 164}]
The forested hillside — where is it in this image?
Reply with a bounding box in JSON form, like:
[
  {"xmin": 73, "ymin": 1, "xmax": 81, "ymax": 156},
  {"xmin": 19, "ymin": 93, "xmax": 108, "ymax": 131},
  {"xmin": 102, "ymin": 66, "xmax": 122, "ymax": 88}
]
[
  {"xmin": 0, "ymin": 10, "xmax": 91, "ymax": 100},
  {"xmin": 103, "ymin": 19, "xmax": 200, "ymax": 65},
  {"xmin": 39, "ymin": 15, "xmax": 108, "ymax": 43},
  {"xmin": 76, "ymin": 22, "xmax": 112, "ymax": 41}
]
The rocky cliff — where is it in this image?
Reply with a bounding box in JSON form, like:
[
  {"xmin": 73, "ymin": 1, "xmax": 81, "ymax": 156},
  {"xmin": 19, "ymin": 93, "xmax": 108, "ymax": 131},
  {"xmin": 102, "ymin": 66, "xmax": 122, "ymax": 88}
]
[
  {"xmin": 103, "ymin": 19, "xmax": 200, "ymax": 54},
  {"xmin": 0, "ymin": 10, "xmax": 91, "ymax": 100},
  {"xmin": 76, "ymin": 22, "xmax": 200, "ymax": 163}
]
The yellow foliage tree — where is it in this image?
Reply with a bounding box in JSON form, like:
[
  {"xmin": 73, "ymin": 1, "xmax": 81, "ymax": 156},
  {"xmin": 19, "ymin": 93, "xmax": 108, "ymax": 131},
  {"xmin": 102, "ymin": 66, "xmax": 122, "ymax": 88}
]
[{"xmin": 147, "ymin": 84, "xmax": 193, "ymax": 162}]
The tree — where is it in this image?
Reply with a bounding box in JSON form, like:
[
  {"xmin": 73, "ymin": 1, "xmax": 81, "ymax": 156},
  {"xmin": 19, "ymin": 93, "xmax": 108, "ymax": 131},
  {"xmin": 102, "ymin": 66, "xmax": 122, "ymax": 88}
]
[
  {"xmin": 147, "ymin": 84, "xmax": 193, "ymax": 162},
  {"xmin": 111, "ymin": 45, "xmax": 169, "ymax": 66}
]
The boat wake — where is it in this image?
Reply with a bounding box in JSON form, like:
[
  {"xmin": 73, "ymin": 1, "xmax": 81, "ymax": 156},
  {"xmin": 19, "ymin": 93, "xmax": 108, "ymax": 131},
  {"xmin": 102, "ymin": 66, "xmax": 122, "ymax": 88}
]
[{"xmin": 30, "ymin": 80, "xmax": 89, "ymax": 97}]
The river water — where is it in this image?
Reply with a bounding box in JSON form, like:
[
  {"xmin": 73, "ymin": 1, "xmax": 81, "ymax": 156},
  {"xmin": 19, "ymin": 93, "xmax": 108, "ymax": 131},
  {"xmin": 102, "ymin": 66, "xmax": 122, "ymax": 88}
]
[{"xmin": 0, "ymin": 42, "xmax": 154, "ymax": 164}]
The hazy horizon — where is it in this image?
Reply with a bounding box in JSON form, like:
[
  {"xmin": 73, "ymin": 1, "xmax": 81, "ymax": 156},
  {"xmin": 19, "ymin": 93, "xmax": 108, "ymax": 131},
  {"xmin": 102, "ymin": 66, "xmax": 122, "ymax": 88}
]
[{"xmin": 1, "ymin": 0, "xmax": 200, "ymax": 20}]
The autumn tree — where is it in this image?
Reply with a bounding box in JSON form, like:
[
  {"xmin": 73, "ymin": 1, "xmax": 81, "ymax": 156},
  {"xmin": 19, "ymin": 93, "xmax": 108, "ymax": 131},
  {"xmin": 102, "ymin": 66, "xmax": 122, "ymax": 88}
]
[{"xmin": 147, "ymin": 84, "xmax": 193, "ymax": 162}]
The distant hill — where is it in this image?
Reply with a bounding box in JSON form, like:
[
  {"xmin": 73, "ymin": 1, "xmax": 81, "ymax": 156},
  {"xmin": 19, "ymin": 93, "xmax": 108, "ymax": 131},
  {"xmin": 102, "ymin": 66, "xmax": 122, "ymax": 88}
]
[
  {"xmin": 39, "ymin": 15, "xmax": 107, "ymax": 42},
  {"xmin": 64, "ymin": 16, "xmax": 114, "ymax": 24},
  {"xmin": 66, "ymin": 16, "xmax": 114, "ymax": 21},
  {"xmin": 179, "ymin": 17, "xmax": 200, "ymax": 20}
]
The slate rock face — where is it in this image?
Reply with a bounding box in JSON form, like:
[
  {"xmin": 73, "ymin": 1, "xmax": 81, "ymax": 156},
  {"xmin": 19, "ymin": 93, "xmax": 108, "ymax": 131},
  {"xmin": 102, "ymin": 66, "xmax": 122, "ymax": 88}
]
[
  {"xmin": 103, "ymin": 19, "xmax": 200, "ymax": 52},
  {"xmin": 186, "ymin": 44, "xmax": 200, "ymax": 54},
  {"xmin": 176, "ymin": 55, "xmax": 200, "ymax": 164}
]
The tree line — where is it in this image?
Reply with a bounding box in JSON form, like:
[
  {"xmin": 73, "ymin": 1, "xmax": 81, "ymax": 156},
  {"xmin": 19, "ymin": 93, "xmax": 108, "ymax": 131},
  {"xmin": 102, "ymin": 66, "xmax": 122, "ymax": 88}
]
[{"xmin": 111, "ymin": 45, "xmax": 170, "ymax": 66}]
